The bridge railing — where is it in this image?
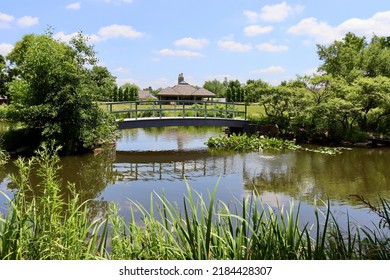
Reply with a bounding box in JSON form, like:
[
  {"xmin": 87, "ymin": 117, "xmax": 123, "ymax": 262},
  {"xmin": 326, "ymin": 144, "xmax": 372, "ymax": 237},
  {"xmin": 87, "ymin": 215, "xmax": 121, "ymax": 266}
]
[{"xmin": 104, "ymin": 100, "xmax": 247, "ymax": 120}]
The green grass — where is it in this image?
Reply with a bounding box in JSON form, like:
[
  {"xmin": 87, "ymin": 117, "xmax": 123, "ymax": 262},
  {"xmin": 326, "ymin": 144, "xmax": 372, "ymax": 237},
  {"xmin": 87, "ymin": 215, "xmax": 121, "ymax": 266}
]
[{"xmin": 0, "ymin": 143, "xmax": 389, "ymax": 260}]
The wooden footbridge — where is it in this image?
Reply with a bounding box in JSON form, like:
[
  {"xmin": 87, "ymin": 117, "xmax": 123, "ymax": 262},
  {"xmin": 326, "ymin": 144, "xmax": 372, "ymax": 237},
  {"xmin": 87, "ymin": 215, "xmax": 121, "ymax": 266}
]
[{"xmin": 104, "ymin": 100, "xmax": 249, "ymax": 129}]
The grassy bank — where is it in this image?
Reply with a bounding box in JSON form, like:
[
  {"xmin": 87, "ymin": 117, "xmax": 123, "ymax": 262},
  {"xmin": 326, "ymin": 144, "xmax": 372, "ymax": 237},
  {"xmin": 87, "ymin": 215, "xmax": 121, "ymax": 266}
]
[{"xmin": 0, "ymin": 144, "xmax": 389, "ymax": 260}]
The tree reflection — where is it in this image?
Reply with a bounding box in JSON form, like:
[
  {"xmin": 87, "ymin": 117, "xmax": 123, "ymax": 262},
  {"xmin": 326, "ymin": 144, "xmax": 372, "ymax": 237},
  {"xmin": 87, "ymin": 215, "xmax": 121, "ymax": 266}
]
[
  {"xmin": 243, "ymin": 149, "xmax": 390, "ymax": 206},
  {"xmin": 2, "ymin": 147, "xmax": 117, "ymax": 217}
]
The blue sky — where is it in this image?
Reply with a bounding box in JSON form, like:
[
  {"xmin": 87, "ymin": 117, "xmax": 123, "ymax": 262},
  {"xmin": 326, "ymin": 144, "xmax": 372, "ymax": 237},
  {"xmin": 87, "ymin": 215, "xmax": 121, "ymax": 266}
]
[{"xmin": 1, "ymin": 0, "xmax": 390, "ymax": 89}]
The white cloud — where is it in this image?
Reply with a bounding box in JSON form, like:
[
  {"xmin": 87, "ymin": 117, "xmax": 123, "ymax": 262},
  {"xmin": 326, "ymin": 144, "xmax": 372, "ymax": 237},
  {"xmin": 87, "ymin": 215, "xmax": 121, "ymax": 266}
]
[
  {"xmin": 116, "ymin": 77, "xmax": 138, "ymax": 86},
  {"xmin": 244, "ymin": 2, "xmax": 304, "ymax": 23},
  {"xmin": 288, "ymin": 11, "xmax": 390, "ymax": 44},
  {"xmin": 54, "ymin": 31, "xmax": 79, "ymax": 42},
  {"xmin": 0, "ymin": 43, "xmax": 14, "ymax": 56},
  {"xmin": 113, "ymin": 67, "xmax": 129, "ymax": 74},
  {"xmin": 54, "ymin": 25, "xmax": 143, "ymax": 44},
  {"xmin": 243, "ymin": 25, "xmax": 273, "ymax": 37},
  {"xmin": 338, "ymin": 11, "xmax": 390, "ymax": 37},
  {"xmin": 97, "ymin": 24, "xmax": 144, "ymax": 40},
  {"xmin": 260, "ymin": 1, "xmax": 304, "ymax": 22},
  {"xmin": 155, "ymin": 49, "xmax": 203, "ymax": 57},
  {"xmin": 174, "ymin": 37, "xmax": 209, "ymax": 49},
  {"xmin": 17, "ymin": 16, "xmax": 39, "ymax": 28},
  {"xmin": 218, "ymin": 40, "xmax": 252, "ymax": 52},
  {"xmin": 0, "ymin": 12, "xmax": 14, "ymax": 28},
  {"xmin": 251, "ymin": 66, "xmax": 286, "ymax": 75},
  {"xmin": 66, "ymin": 2, "xmax": 81, "ymax": 10},
  {"xmin": 256, "ymin": 43, "xmax": 288, "ymax": 52},
  {"xmin": 288, "ymin": 17, "xmax": 341, "ymax": 44},
  {"xmin": 244, "ymin": 10, "xmax": 260, "ymax": 24},
  {"xmin": 54, "ymin": 31, "xmax": 100, "ymax": 43}
]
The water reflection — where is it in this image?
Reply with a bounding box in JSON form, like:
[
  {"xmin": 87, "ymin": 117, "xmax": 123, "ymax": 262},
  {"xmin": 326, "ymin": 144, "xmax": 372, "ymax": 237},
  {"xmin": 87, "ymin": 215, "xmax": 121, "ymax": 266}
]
[
  {"xmin": 242, "ymin": 149, "xmax": 390, "ymax": 206},
  {"xmin": 1, "ymin": 127, "xmax": 389, "ymax": 229}
]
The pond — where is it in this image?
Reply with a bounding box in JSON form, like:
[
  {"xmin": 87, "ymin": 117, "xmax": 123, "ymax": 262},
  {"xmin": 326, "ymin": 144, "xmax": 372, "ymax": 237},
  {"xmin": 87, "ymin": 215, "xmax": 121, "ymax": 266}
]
[{"xmin": 1, "ymin": 126, "xmax": 389, "ymax": 230}]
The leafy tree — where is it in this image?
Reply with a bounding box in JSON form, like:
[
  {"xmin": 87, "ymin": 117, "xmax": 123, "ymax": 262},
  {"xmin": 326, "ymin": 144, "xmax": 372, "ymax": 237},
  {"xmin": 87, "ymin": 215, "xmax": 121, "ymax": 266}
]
[
  {"xmin": 258, "ymin": 85, "xmax": 305, "ymax": 130},
  {"xmin": 203, "ymin": 79, "xmax": 226, "ymax": 98},
  {"xmin": 120, "ymin": 83, "xmax": 139, "ymax": 101},
  {"xmin": 348, "ymin": 76, "xmax": 390, "ymax": 131},
  {"xmin": 362, "ymin": 35, "xmax": 390, "ymax": 78},
  {"xmin": 118, "ymin": 87, "xmax": 124, "ymax": 101},
  {"xmin": 243, "ymin": 79, "xmax": 270, "ymax": 103},
  {"xmin": 89, "ymin": 66, "xmax": 117, "ymax": 101},
  {"xmin": 226, "ymin": 80, "xmax": 245, "ymax": 102},
  {"xmin": 317, "ymin": 32, "xmax": 366, "ymax": 83},
  {"xmin": 0, "ymin": 55, "xmax": 8, "ymax": 98},
  {"xmin": 112, "ymin": 85, "xmax": 118, "ymax": 102},
  {"xmin": 317, "ymin": 33, "xmax": 390, "ymax": 83},
  {"xmin": 5, "ymin": 32, "xmax": 116, "ymax": 154}
]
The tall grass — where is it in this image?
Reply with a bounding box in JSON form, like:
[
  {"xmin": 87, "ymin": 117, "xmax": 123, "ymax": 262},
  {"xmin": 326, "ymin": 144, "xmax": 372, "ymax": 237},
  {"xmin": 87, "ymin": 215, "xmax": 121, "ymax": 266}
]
[
  {"xmin": 0, "ymin": 143, "xmax": 108, "ymax": 259},
  {"xmin": 0, "ymin": 144, "xmax": 389, "ymax": 259}
]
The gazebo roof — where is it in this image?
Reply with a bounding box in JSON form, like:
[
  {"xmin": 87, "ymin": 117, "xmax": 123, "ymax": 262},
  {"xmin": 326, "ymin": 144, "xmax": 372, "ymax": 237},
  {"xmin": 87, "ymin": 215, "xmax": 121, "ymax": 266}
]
[
  {"xmin": 138, "ymin": 90, "xmax": 157, "ymax": 100},
  {"xmin": 157, "ymin": 83, "xmax": 215, "ymax": 98}
]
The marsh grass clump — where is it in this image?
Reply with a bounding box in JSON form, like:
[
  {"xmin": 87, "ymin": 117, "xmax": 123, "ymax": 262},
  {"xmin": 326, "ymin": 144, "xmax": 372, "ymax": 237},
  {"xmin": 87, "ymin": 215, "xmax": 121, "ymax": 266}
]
[
  {"xmin": 0, "ymin": 142, "xmax": 108, "ymax": 260},
  {"xmin": 108, "ymin": 186, "xmax": 389, "ymax": 260}
]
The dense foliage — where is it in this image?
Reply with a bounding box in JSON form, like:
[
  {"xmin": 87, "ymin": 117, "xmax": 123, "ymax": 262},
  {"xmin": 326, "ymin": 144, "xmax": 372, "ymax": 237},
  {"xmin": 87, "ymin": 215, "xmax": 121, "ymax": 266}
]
[
  {"xmin": 2, "ymin": 32, "xmax": 116, "ymax": 154},
  {"xmin": 202, "ymin": 33, "xmax": 390, "ymax": 142},
  {"xmin": 207, "ymin": 133, "xmax": 300, "ymax": 152}
]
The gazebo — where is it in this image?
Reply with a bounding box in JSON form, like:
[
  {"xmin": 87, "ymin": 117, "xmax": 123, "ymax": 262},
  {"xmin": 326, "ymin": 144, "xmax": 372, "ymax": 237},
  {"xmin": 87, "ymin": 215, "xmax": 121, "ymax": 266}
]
[{"xmin": 156, "ymin": 73, "xmax": 215, "ymax": 102}]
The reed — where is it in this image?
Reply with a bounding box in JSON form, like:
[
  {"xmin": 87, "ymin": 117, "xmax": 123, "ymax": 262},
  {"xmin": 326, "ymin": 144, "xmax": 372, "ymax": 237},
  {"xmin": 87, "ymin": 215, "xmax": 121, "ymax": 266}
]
[{"xmin": 0, "ymin": 142, "xmax": 108, "ymax": 260}]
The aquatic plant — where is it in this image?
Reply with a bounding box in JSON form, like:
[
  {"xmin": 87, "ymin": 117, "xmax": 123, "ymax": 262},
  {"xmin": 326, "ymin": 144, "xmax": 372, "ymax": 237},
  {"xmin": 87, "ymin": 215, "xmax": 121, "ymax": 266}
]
[
  {"xmin": 206, "ymin": 133, "xmax": 352, "ymax": 155},
  {"xmin": 206, "ymin": 133, "xmax": 300, "ymax": 152}
]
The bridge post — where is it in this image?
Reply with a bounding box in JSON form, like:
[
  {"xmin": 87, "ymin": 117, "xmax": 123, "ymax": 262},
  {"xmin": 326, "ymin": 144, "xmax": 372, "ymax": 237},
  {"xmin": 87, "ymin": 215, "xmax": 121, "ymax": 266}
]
[{"xmin": 225, "ymin": 102, "xmax": 228, "ymax": 119}]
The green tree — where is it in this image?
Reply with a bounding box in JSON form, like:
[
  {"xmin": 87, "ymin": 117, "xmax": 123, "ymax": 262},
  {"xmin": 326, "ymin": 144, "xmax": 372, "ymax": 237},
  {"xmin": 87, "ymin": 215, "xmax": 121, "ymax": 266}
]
[
  {"xmin": 243, "ymin": 79, "xmax": 270, "ymax": 103},
  {"xmin": 348, "ymin": 76, "xmax": 390, "ymax": 131},
  {"xmin": 317, "ymin": 32, "xmax": 366, "ymax": 83},
  {"xmin": 120, "ymin": 83, "xmax": 139, "ymax": 101},
  {"xmin": 5, "ymin": 32, "xmax": 116, "ymax": 154},
  {"xmin": 226, "ymin": 80, "xmax": 245, "ymax": 102},
  {"xmin": 203, "ymin": 79, "xmax": 226, "ymax": 98},
  {"xmin": 118, "ymin": 87, "xmax": 124, "ymax": 101},
  {"xmin": 362, "ymin": 35, "xmax": 390, "ymax": 78},
  {"xmin": 0, "ymin": 55, "xmax": 8, "ymax": 98},
  {"xmin": 89, "ymin": 66, "xmax": 117, "ymax": 101},
  {"xmin": 112, "ymin": 85, "xmax": 118, "ymax": 102}
]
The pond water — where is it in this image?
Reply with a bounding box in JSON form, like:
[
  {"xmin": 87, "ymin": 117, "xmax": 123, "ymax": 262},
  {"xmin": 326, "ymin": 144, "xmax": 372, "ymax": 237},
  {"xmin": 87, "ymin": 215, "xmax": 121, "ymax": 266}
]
[{"xmin": 1, "ymin": 126, "xmax": 389, "ymax": 230}]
